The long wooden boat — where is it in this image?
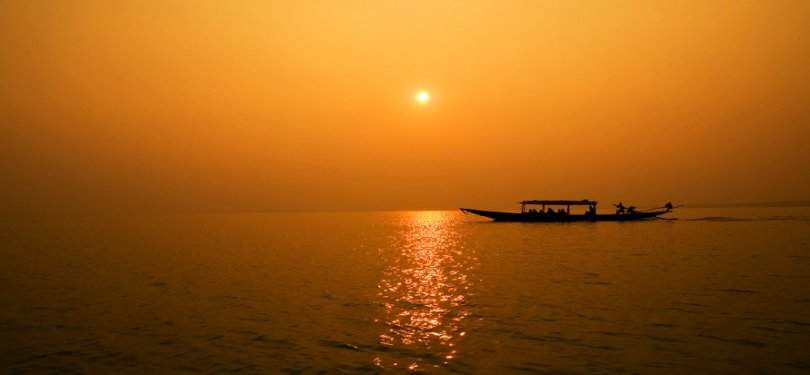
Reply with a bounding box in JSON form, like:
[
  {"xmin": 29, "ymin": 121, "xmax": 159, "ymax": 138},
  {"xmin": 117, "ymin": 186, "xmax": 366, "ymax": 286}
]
[{"xmin": 460, "ymin": 200, "xmax": 673, "ymax": 222}]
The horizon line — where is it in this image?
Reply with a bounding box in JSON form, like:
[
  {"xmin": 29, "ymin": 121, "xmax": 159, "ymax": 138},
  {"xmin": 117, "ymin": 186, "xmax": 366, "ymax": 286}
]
[{"xmin": 2, "ymin": 200, "xmax": 810, "ymax": 216}]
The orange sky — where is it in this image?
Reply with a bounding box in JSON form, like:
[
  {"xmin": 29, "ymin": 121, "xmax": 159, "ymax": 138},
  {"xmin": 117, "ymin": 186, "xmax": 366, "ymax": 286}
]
[{"xmin": 2, "ymin": 1, "xmax": 809, "ymax": 213}]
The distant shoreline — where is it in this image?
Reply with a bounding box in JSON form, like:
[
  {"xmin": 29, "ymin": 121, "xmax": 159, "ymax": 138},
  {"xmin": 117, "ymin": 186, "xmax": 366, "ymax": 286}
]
[{"xmin": 687, "ymin": 201, "xmax": 810, "ymax": 208}]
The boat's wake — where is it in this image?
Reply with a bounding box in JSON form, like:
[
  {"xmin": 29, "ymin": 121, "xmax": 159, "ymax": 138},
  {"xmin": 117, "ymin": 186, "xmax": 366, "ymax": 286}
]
[
  {"xmin": 686, "ymin": 216, "xmax": 810, "ymax": 222},
  {"xmin": 686, "ymin": 216, "xmax": 748, "ymax": 222}
]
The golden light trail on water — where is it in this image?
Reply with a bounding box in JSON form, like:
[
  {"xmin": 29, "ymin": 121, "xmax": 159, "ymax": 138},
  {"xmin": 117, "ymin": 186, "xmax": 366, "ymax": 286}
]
[{"xmin": 374, "ymin": 211, "xmax": 477, "ymax": 370}]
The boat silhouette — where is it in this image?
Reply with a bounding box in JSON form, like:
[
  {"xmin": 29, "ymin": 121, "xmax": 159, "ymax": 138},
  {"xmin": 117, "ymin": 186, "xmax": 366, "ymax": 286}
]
[{"xmin": 460, "ymin": 200, "xmax": 674, "ymax": 222}]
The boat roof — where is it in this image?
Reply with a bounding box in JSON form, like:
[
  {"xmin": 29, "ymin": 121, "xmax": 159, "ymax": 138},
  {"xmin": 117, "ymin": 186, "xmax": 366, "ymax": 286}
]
[{"xmin": 521, "ymin": 200, "xmax": 597, "ymax": 206}]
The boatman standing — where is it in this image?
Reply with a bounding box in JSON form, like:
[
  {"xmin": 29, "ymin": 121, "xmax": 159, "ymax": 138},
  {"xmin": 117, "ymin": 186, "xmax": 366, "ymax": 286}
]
[{"xmin": 614, "ymin": 202, "xmax": 625, "ymax": 214}]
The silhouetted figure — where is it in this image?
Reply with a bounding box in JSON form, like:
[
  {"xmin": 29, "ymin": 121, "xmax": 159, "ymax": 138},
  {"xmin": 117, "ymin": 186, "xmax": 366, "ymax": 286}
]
[
  {"xmin": 547, "ymin": 208, "xmax": 554, "ymax": 215},
  {"xmin": 665, "ymin": 202, "xmax": 673, "ymax": 211},
  {"xmin": 627, "ymin": 205, "xmax": 637, "ymax": 214},
  {"xmin": 587, "ymin": 205, "xmax": 596, "ymax": 216},
  {"xmin": 615, "ymin": 202, "xmax": 625, "ymax": 214}
]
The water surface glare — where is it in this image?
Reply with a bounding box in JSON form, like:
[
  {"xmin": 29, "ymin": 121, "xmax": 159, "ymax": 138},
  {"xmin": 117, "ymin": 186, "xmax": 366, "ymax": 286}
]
[{"xmin": 1, "ymin": 208, "xmax": 809, "ymax": 373}]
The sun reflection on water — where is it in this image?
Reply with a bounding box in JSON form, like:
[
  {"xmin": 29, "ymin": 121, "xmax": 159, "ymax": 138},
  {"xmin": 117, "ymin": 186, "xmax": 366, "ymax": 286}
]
[{"xmin": 374, "ymin": 211, "xmax": 477, "ymax": 370}]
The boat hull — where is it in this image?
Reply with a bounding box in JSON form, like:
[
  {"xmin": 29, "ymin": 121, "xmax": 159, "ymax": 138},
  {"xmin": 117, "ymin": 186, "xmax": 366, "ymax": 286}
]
[{"xmin": 459, "ymin": 208, "xmax": 669, "ymax": 222}]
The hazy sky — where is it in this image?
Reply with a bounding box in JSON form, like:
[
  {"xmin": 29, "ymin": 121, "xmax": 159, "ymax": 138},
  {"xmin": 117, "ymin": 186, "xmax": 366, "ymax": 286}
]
[{"xmin": 2, "ymin": 1, "xmax": 809, "ymax": 213}]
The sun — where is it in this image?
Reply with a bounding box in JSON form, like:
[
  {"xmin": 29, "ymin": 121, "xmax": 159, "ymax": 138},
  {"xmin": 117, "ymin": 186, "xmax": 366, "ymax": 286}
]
[{"xmin": 416, "ymin": 90, "xmax": 430, "ymax": 104}]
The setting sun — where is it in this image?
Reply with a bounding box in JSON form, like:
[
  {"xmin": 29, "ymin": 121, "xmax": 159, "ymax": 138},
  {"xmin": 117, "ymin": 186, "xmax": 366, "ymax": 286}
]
[{"xmin": 416, "ymin": 91, "xmax": 430, "ymax": 104}]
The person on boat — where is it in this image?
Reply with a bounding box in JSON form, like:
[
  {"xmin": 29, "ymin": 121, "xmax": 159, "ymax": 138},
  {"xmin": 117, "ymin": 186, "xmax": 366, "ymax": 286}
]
[
  {"xmin": 627, "ymin": 205, "xmax": 637, "ymax": 214},
  {"xmin": 547, "ymin": 207, "xmax": 555, "ymax": 215},
  {"xmin": 587, "ymin": 205, "xmax": 596, "ymax": 216},
  {"xmin": 665, "ymin": 202, "xmax": 673, "ymax": 211},
  {"xmin": 615, "ymin": 202, "xmax": 625, "ymax": 214}
]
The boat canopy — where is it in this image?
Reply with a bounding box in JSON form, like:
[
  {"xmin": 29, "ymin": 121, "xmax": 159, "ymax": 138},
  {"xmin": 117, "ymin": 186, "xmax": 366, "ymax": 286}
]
[
  {"xmin": 520, "ymin": 200, "xmax": 596, "ymax": 206},
  {"xmin": 519, "ymin": 199, "xmax": 597, "ymax": 214}
]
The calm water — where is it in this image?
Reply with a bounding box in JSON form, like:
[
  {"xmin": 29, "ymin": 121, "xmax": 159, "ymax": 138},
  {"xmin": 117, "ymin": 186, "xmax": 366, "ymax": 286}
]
[{"xmin": 1, "ymin": 208, "xmax": 810, "ymax": 373}]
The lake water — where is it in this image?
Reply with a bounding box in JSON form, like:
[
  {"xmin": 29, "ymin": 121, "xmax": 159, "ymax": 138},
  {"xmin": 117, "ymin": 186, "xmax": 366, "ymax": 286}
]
[{"xmin": 1, "ymin": 207, "xmax": 810, "ymax": 373}]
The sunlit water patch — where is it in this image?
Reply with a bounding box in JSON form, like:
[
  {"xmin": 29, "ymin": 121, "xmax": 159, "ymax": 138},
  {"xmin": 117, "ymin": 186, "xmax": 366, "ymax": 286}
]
[{"xmin": 373, "ymin": 211, "xmax": 478, "ymax": 371}]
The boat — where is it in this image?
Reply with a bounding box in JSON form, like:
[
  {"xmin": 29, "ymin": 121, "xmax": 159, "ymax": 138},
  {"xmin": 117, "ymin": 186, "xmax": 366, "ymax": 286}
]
[{"xmin": 460, "ymin": 200, "xmax": 674, "ymax": 222}]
